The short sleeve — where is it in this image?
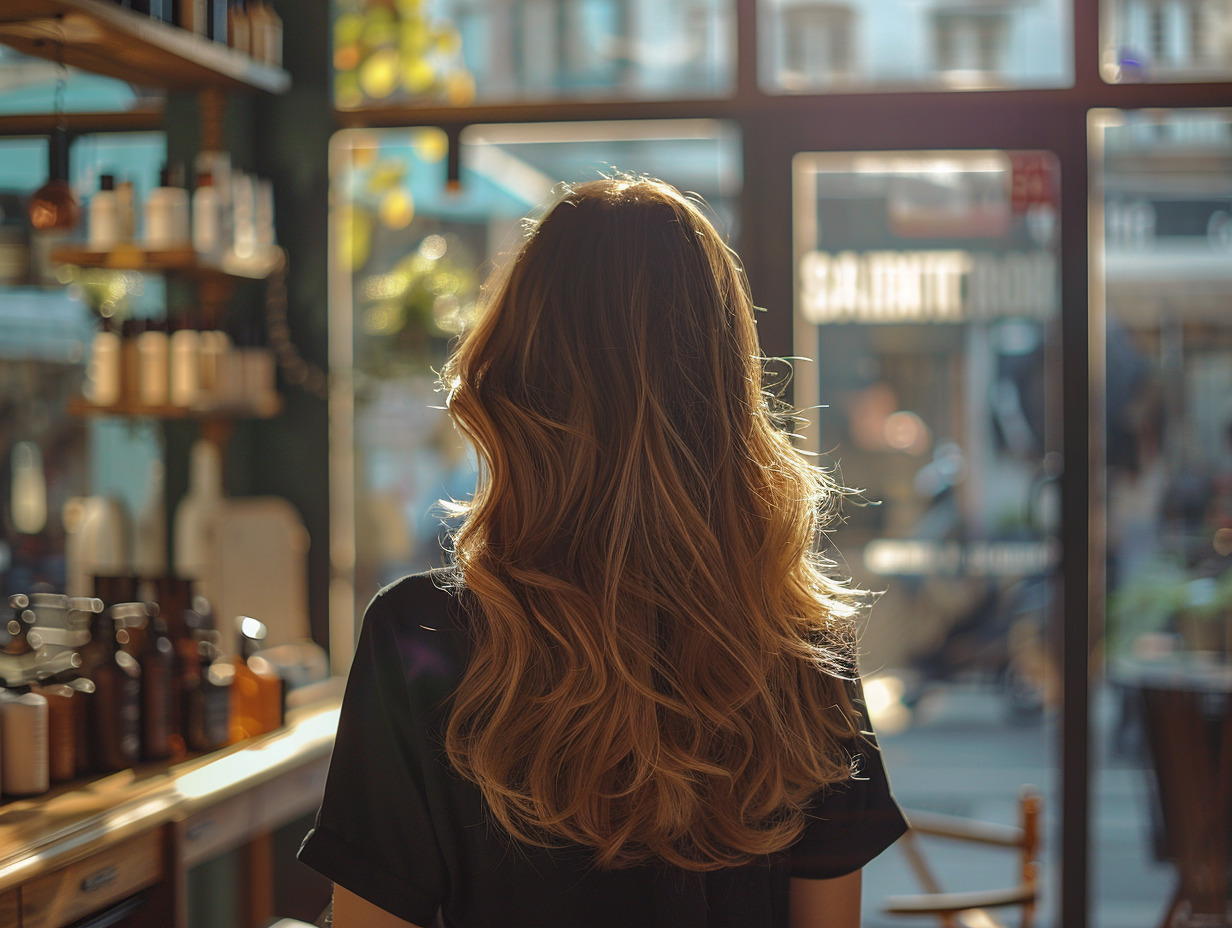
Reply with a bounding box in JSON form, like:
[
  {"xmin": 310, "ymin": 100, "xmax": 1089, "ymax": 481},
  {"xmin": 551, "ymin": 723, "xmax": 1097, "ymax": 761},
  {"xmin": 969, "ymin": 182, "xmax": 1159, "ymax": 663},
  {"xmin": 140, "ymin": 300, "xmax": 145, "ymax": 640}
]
[
  {"xmin": 297, "ymin": 585, "xmax": 449, "ymax": 926},
  {"xmin": 789, "ymin": 680, "xmax": 910, "ymax": 879}
]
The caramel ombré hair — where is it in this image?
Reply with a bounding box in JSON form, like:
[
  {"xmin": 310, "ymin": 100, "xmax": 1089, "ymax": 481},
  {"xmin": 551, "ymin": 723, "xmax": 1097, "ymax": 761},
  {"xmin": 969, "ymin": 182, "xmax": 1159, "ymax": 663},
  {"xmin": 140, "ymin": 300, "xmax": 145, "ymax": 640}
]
[{"xmin": 439, "ymin": 176, "xmax": 864, "ymax": 871}]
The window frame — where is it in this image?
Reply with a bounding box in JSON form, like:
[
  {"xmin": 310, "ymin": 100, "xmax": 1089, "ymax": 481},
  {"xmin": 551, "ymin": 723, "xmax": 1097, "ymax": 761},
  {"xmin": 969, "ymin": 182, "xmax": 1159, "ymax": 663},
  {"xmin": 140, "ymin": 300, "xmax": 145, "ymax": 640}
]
[{"xmin": 330, "ymin": 2, "xmax": 1232, "ymax": 924}]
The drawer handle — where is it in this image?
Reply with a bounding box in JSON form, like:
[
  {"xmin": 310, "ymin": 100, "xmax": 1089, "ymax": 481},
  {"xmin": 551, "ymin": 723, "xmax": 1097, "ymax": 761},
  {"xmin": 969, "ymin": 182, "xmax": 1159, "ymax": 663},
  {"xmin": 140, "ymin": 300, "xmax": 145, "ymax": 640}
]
[
  {"xmin": 80, "ymin": 865, "xmax": 119, "ymax": 893},
  {"xmin": 186, "ymin": 821, "xmax": 215, "ymax": 841}
]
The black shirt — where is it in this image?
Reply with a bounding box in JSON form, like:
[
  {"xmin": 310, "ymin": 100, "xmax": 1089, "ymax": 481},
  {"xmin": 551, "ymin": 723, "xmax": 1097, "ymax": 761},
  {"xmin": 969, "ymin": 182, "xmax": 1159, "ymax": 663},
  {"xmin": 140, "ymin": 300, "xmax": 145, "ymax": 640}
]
[{"xmin": 298, "ymin": 571, "xmax": 908, "ymax": 927}]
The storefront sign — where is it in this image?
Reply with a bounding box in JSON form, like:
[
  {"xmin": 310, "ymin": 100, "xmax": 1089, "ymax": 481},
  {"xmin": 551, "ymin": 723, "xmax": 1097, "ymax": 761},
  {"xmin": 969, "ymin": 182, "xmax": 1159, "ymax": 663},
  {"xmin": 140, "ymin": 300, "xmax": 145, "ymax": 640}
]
[{"xmin": 798, "ymin": 248, "xmax": 1055, "ymax": 323}]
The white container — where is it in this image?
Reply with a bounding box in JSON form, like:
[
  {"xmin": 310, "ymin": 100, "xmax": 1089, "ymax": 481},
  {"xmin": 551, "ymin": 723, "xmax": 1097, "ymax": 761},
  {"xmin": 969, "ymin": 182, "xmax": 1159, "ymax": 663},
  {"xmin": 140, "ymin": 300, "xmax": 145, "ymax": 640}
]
[
  {"xmin": 192, "ymin": 173, "xmax": 223, "ymax": 261},
  {"xmin": 231, "ymin": 171, "xmax": 257, "ymax": 260},
  {"xmin": 116, "ymin": 180, "xmax": 136, "ymax": 243},
  {"xmin": 88, "ymin": 174, "xmax": 120, "ymax": 251},
  {"xmin": 197, "ymin": 329, "xmax": 234, "ymax": 408},
  {"xmin": 1, "ymin": 690, "xmax": 50, "ymax": 797},
  {"xmin": 174, "ymin": 439, "xmax": 223, "ymax": 591},
  {"xmin": 170, "ymin": 326, "xmax": 201, "ymax": 408},
  {"xmin": 85, "ymin": 325, "xmax": 122, "ymax": 406},
  {"xmin": 137, "ymin": 323, "xmax": 170, "ymax": 406},
  {"xmin": 63, "ymin": 496, "xmax": 130, "ymax": 597},
  {"xmin": 255, "ymin": 179, "xmax": 276, "ymax": 252},
  {"xmin": 132, "ymin": 460, "xmax": 166, "ymax": 578},
  {"xmin": 145, "ymin": 168, "xmax": 191, "ymax": 249}
]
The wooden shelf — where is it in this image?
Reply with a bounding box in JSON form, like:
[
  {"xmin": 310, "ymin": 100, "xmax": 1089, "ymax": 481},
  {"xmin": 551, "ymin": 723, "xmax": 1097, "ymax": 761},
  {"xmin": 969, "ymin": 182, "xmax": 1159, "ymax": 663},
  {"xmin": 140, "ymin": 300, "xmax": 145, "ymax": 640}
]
[
  {"xmin": 68, "ymin": 395, "xmax": 283, "ymax": 420},
  {"xmin": 51, "ymin": 244, "xmax": 283, "ymax": 281},
  {"xmin": 0, "ymin": 0, "xmax": 289, "ymax": 94}
]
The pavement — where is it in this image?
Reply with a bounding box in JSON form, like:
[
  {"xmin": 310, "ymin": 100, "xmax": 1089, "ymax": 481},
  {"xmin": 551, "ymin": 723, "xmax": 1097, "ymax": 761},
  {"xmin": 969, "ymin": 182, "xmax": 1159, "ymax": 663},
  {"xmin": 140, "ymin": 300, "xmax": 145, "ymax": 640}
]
[{"xmin": 858, "ymin": 681, "xmax": 1178, "ymax": 927}]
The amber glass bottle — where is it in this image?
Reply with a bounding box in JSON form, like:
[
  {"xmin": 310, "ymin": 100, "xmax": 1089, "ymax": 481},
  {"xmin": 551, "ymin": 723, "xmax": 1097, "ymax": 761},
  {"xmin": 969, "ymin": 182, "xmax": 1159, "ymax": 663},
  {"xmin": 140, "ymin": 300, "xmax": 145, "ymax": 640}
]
[
  {"xmin": 138, "ymin": 615, "xmax": 176, "ymax": 761},
  {"xmin": 32, "ymin": 682, "xmax": 78, "ymax": 783},
  {"xmin": 81, "ymin": 607, "xmax": 142, "ymax": 773},
  {"xmin": 186, "ymin": 634, "xmax": 232, "ymax": 751},
  {"xmin": 228, "ymin": 616, "xmax": 283, "ymax": 742}
]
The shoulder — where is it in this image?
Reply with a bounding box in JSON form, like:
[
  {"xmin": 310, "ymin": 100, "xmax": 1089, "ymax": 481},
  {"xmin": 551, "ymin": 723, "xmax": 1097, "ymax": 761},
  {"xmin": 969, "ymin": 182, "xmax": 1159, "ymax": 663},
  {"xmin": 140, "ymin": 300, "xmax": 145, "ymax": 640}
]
[
  {"xmin": 360, "ymin": 568, "xmax": 471, "ymax": 697},
  {"xmin": 368, "ymin": 568, "xmax": 466, "ymax": 630}
]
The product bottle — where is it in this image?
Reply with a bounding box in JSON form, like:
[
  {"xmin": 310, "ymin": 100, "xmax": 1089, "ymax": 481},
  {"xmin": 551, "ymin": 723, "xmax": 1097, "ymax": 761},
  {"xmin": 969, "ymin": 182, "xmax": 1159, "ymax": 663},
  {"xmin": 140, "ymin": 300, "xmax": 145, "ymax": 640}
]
[
  {"xmin": 138, "ymin": 615, "xmax": 176, "ymax": 761},
  {"xmin": 144, "ymin": 166, "xmax": 191, "ymax": 250},
  {"xmin": 0, "ymin": 687, "xmax": 50, "ymax": 797},
  {"xmin": 255, "ymin": 178, "xmax": 276, "ymax": 254},
  {"xmin": 231, "ymin": 170, "xmax": 256, "ymax": 260},
  {"xmin": 186, "ymin": 633, "xmax": 232, "ymax": 751},
  {"xmin": 248, "ymin": 0, "xmax": 282, "ymax": 65},
  {"xmin": 227, "ymin": 0, "xmax": 250, "ymax": 54},
  {"xmin": 32, "ymin": 682, "xmax": 79, "ymax": 784},
  {"xmin": 229, "ymin": 615, "xmax": 282, "ymax": 742},
  {"xmin": 84, "ymin": 318, "xmax": 123, "ymax": 407},
  {"xmin": 154, "ymin": 575, "xmax": 195, "ymax": 749},
  {"xmin": 116, "ymin": 179, "xmax": 136, "ymax": 243},
  {"xmin": 170, "ymin": 319, "xmax": 202, "ymax": 408},
  {"xmin": 131, "ymin": 460, "xmax": 167, "ymax": 579},
  {"xmin": 120, "ymin": 317, "xmax": 142, "ymax": 405},
  {"xmin": 81, "ymin": 608, "xmax": 142, "ymax": 773},
  {"xmin": 137, "ymin": 319, "xmax": 170, "ymax": 407},
  {"xmin": 207, "ymin": 0, "xmax": 228, "ymax": 42},
  {"xmin": 174, "ymin": 439, "xmax": 223, "ymax": 587},
  {"xmin": 88, "ymin": 174, "xmax": 120, "ymax": 251},
  {"xmin": 176, "ymin": 0, "xmax": 208, "ymax": 35},
  {"xmin": 94, "ymin": 574, "xmax": 139, "ymax": 610},
  {"xmin": 192, "ymin": 171, "xmax": 223, "ymax": 261},
  {"xmin": 109, "ymin": 599, "xmax": 147, "ymax": 661},
  {"xmin": 197, "ymin": 327, "xmax": 235, "ymax": 408}
]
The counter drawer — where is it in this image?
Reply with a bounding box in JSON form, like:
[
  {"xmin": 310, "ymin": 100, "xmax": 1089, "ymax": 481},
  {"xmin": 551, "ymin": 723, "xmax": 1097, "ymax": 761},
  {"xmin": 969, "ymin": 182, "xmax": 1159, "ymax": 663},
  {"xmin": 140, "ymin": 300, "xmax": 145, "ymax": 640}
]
[
  {"xmin": 21, "ymin": 830, "xmax": 163, "ymax": 928},
  {"xmin": 254, "ymin": 755, "xmax": 329, "ymax": 833},
  {"xmin": 179, "ymin": 792, "xmax": 256, "ymax": 868},
  {"xmin": 0, "ymin": 890, "xmax": 17, "ymax": 928}
]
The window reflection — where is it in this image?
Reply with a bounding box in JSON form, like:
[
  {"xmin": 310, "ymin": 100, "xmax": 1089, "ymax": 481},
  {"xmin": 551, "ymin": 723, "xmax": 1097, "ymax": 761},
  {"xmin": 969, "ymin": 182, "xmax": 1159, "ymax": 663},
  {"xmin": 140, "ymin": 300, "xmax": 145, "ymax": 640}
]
[
  {"xmin": 762, "ymin": 0, "xmax": 1071, "ymax": 91},
  {"xmin": 332, "ymin": 0, "xmax": 733, "ymax": 108},
  {"xmin": 792, "ymin": 148, "xmax": 1061, "ymax": 908},
  {"xmin": 1094, "ymin": 109, "xmax": 1232, "ymax": 927},
  {"xmin": 1103, "ymin": 0, "xmax": 1232, "ymax": 82}
]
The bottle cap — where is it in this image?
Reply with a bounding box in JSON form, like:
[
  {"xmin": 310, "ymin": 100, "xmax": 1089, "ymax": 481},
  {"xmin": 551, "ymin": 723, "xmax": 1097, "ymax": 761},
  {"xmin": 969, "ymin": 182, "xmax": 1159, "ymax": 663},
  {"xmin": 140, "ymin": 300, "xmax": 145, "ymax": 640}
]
[{"xmin": 100, "ymin": 174, "xmax": 115, "ymax": 191}]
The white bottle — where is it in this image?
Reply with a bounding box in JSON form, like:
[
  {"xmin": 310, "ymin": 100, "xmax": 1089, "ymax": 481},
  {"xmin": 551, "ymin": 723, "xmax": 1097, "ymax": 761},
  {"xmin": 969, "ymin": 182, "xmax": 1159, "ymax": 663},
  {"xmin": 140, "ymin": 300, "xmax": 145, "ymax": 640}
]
[
  {"xmin": 145, "ymin": 166, "xmax": 191, "ymax": 250},
  {"xmin": 231, "ymin": 171, "xmax": 256, "ymax": 260},
  {"xmin": 198, "ymin": 328, "xmax": 234, "ymax": 409},
  {"xmin": 132, "ymin": 460, "xmax": 167, "ymax": 578},
  {"xmin": 116, "ymin": 179, "xmax": 136, "ymax": 243},
  {"xmin": 85, "ymin": 321, "xmax": 122, "ymax": 406},
  {"xmin": 192, "ymin": 171, "xmax": 223, "ymax": 262},
  {"xmin": 170, "ymin": 325, "xmax": 202, "ymax": 408},
  {"xmin": 137, "ymin": 320, "xmax": 170, "ymax": 406},
  {"xmin": 88, "ymin": 174, "xmax": 120, "ymax": 251},
  {"xmin": 255, "ymin": 179, "xmax": 276, "ymax": 254},
  {"xmin": 1, "ymin": 689, "xmax": 50, "ymax": 797},
  {"xmin": 174, "ymin": 439, "xmax": 223, "ymax": 589}
]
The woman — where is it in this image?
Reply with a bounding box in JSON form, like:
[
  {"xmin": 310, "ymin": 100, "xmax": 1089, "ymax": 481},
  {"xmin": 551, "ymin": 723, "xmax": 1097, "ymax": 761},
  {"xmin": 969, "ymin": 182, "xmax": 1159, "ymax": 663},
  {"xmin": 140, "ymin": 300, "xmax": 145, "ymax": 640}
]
[{"xmin": 299, "ymin": 177, "xmax": 907, "ymax": 927}]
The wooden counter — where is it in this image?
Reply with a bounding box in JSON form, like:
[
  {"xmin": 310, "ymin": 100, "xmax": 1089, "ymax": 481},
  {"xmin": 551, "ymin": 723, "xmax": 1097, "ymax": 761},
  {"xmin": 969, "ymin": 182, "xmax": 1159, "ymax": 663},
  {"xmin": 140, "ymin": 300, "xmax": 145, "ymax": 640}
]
[{"xmin": 0, "ymin": 693, "xmax": 340, "ymax": 928}]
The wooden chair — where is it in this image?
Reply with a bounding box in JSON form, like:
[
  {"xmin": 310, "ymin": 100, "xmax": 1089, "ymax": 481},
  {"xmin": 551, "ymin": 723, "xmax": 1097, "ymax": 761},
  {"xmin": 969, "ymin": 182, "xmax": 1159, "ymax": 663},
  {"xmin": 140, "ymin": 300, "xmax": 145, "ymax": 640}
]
[{"xmin": 882, "ymin": 789, "xmax": 1042, "ymax": 928}]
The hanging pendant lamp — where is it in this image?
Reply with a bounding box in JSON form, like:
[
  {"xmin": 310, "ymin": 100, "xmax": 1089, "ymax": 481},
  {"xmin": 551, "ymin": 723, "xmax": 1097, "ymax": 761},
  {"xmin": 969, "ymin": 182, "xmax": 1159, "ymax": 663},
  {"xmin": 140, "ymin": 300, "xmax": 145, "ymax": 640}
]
[{"xmin": 28, "ymin": 37, "xmax": 80, "ymax": 232}]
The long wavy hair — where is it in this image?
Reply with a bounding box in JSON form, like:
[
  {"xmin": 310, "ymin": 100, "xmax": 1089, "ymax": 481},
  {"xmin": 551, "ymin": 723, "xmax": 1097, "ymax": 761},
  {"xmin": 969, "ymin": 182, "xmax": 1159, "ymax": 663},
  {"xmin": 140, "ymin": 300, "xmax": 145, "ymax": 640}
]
[{"xmin": 439, "ymin": 176, "xmax": 864, "ymax": 871}]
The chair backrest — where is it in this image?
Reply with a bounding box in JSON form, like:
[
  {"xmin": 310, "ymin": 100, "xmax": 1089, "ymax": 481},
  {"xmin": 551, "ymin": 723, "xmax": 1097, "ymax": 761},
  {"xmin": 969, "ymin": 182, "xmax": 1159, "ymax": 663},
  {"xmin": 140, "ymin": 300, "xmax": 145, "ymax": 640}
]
[{"xmin": 883, "ymin": 788, "xmax": 1042, "ymax": 928}]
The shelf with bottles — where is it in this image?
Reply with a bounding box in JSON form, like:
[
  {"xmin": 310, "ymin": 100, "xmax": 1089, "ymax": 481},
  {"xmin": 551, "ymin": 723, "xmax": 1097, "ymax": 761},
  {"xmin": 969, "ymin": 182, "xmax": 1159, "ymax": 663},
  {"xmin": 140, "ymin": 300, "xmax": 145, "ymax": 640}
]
[
  {"xmin": 0, "ymin": 0, "xmax": 288, "ymax": 94},
  {"xmin": 51, "ymin": 243, "xmax": 285, "ymax": 281},
  {"xmin": 0, "ymin": 586, "xmax": 325, "ymax": 803},
  {"xmin": 73, "ymin": 311, "xmax": 284, "ymax": 423}
]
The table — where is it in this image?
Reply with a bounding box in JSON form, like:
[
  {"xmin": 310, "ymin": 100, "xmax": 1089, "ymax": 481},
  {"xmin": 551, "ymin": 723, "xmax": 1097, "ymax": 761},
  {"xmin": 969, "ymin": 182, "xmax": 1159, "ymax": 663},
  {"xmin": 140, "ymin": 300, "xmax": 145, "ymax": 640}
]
[{"xmin": 1114, "ymin": 658, "xmax": 1232, "ymax": 928}]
